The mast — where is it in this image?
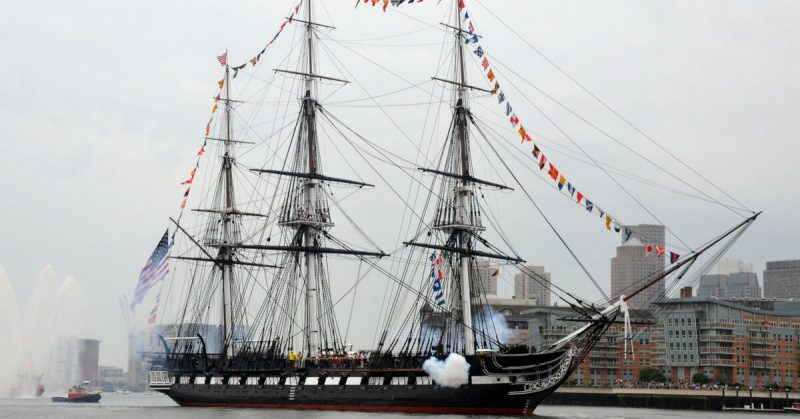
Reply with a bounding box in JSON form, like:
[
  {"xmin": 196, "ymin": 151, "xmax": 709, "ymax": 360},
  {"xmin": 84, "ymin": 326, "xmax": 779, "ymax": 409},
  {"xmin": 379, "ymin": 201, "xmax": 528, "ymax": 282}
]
[
  {"xmin": 220, "ymin": 64, "xmax": 236, "ymax": 358},
  {"xmin": 454, "ymin": 1, "xmax": 474, "ymax": 356},
  {"xmin": 303, "ymin": 0, "xmax": 320, "ymax": 358}
]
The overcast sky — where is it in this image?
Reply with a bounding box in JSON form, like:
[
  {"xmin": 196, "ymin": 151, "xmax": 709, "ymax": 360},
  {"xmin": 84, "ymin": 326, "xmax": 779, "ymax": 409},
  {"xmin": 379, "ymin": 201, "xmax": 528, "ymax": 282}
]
[{"xmin": 1, "ymin": 0, "xmax": 798, "ymax": 370}]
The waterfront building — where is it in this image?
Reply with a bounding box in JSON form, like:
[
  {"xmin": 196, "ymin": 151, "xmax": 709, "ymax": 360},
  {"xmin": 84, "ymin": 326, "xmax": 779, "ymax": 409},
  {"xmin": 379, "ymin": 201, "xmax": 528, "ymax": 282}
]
[
  {"xmin": 764, "ymin": 259, "xmax": 800, "ymax": 298},
  {"xmin": 524, "ymin": 305, "xmax": 656, "ymax": 386},
  {"xmin": 524, "ymin": 296, "xmax": 800, "ymax": 388},
  {"xmin": 610, "ymin": 224, "xmax": 666, "ymax": 308},
  {"xmin": 98, "ymin": 366, "xmax": 127, "ymax": 392},
  {"xmin": 514, "ymin": 265, "xmax": 551, "ymax": 306}
]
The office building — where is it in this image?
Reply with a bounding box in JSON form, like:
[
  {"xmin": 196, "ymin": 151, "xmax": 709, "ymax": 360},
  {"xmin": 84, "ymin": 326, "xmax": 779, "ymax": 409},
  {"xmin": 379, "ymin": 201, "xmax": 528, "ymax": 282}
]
[
  {"xmin": 77, "ymin": 339, "xmax": 100, "ymax": 386},
  {"xmin": 475, "ymin": 260, "xmax": 499, "ymax": 297},
  {"xmin": 610, "ymin": 224, "xmax": 665, "ymax": 308},
  {"xmin": 764, "ymin": 259, "xmax": 800, "ymax": 298},
  {"xmin": 514, "ymin": 265, "xmax": 551, "ymax": 306}
]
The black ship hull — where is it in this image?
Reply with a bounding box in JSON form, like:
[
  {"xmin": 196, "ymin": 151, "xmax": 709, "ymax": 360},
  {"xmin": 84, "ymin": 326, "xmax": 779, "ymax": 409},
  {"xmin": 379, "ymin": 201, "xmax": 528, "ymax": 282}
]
[
  {"xmin": 152, "ymin": 348, "xmax": 579, "ymax": 415},
  {"xmin": 159, "ymin": 382, "xmax": 552, "ymax": 415}
]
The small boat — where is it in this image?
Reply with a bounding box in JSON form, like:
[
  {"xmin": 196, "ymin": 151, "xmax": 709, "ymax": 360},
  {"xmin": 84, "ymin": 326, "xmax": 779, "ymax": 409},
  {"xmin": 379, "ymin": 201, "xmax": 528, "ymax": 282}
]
[
  {"xmin": 784, "ymin": 402, "xmax": 800, "ymax": 413},
  {"xmin": 52, "ymin": 382, "xmax": 101, "ymax": 403}
]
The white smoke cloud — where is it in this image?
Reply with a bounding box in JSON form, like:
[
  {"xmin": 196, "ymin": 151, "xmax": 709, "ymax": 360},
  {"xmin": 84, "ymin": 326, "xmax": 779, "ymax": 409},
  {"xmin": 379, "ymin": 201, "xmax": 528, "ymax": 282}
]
[
  {"xmin": 481, "ymin": 306, "xmax": 514, "ymax": 344},
  {"xmin": 422, "ymin": 353, "xmax": 470, "ymax": 388}
]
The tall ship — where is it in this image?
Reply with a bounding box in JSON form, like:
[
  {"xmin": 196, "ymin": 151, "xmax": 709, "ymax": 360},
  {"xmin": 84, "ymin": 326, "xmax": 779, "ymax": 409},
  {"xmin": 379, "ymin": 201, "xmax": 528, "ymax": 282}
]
[{"xmin": 143, "ymin": 0, "xmax": 759, "ymax": 414}]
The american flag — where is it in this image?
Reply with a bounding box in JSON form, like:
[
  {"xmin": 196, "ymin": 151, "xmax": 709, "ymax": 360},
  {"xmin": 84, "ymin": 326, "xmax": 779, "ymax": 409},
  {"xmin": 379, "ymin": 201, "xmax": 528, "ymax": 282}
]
[
  {"xmin": 217, "ymin": 51, "xmax": 228, "ymax": 66},
  {"xmin": 130, "ymin": 230, "xmax": 170, "ymax": 311}
]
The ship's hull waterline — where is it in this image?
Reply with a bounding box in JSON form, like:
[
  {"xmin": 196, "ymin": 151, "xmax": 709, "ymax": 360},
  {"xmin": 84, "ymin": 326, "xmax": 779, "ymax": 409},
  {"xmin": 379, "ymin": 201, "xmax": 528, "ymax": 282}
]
[{"xmin": 159, "ymin": 382, "xmax": 554, "ymax": 415}]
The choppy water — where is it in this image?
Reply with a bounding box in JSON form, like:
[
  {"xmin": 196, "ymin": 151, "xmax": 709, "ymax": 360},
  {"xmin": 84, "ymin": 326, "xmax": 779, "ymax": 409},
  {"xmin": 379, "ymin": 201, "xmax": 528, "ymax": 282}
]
[{"xmin": 0, "ymin": 393, "xmax": 785, "ymax": 418}]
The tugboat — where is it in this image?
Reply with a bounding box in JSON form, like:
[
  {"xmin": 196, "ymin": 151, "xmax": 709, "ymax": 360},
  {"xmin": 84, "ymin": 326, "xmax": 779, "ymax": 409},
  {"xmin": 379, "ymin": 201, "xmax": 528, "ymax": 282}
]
[{"xmin": 52, "ymin": 381, "xmax": 101, "ymax": 403}]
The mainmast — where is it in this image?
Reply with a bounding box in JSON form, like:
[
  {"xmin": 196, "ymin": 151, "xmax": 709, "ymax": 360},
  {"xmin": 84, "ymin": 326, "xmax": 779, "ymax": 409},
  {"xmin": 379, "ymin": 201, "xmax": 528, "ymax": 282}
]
[{"xmin": 453, "ymin": 1, "xmax": 475, "ymax": 356}]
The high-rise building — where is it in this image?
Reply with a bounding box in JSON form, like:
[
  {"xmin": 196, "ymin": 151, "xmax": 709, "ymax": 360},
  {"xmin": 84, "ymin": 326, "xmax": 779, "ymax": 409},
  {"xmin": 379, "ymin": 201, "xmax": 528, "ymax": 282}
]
[
  {"xmin": 717, "ymin": 259, "xmax": 754, "ymax": 275},
  {"xmin": 77, "ymin": 339, "xmax": 100, "ymax": 386},
  {"xmin": 698, "ymin": 259, "xmax": 761, "ymax": 298},
  {"xmin": 514, "ymin": 266, "xmax": 551, "ymax": 306},
  {"xmin": 725, "ymin": 272, "xmax": 761, "ymax": 298},
  {"xmin": 475, "ymin": 260, "xmax": 498, "ymax": 297},
  {"xmin": 697, "ymin": 274, "xmax": 726, "ymax": 298},
  {"xmin": 610, "ymin": 224, "xmax": 665, "ymax": 308},
  {"xmin": 47, "ymin": 336, "xmax": 79, "ymax": 392},
  {"xmin": 764, "ymin": 259, "xmax": 800, "ymax": 298}
]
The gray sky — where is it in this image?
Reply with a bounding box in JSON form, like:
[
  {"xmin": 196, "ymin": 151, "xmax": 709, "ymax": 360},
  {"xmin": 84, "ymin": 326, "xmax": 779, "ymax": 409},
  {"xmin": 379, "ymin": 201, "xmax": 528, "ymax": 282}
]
[{"xmin": 1, "ymin": 0, "xmax": 798, "ymax": 371}]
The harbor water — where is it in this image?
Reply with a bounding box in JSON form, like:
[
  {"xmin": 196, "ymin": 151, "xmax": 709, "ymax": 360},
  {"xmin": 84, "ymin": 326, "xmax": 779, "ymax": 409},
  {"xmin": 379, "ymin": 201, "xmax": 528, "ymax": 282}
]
[{"xmin": 0, "ymin": 392, "xmax": 787, "ymax": 418}]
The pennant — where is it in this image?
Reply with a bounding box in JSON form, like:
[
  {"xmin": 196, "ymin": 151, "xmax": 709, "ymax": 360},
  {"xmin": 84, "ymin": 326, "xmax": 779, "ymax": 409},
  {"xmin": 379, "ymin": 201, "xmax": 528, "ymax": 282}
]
[
  {"xmin": 215, "ymin": 93, "xmax": 221, "ymax": 101},
  {"xmin": 465, "ymin": 34, "xmax": 479, "ymax": 44},
  {"xmin": 510, "ymin": 113, "xmax": 519, "ymax": 126},
  {"xmin": 217, "ymin": 51, "xmax": 228, "ymax": 66},
  {"xmin": 558, "ymin": 175, "xmax": 566, "ymax": 190},
  {"xmin": 585, "ymin": 199, "xmax": 593, "ymax": 212},
  {"xmin": 576, "ymin": 192, "xmax": 584, "ymax": 204},
  {"xmin": 598, "ymin": 210, "xmax": 605, "ymax": 218},
  {"xmin": 481, "ymin": 57, "xmax": 489, "ymax": 70},
  {"xmin": 532, "ymin": 145, "xmax": 540, "ymax": 158},
  {"xmin": 487, "ymin": 69, "xmax": 495, "ymax": 82},
  {"xmin": 383, "ymin": 0, "xmax": 389, "ymax": 11},
  {"xmin": 505, "ymin": 102, "xmax": 512, "ymax": 116},
  {"xmin": 474, "ymin": 45, "xmax": 484, "ymax": 57},
  {"xmin": 614, "ymin": 225, "xmax": 621, "ymax": 233},
  {"xmin": 670, "ymin": 252, "xmax": 680, "ymax": 263},
  {"xmin": 655, "ymin": 246, "xmax": 666, "ymax": 256},
  {"xmin": 458, "ymin": 0, "xmax": 465, "ymax": 10},
  {"xmin": 624, "ymin": 228, "xmax": 632, "ymax": 242},
  {"xmin": 490, "ymin": 82, "xmax": 500, "ymax": 95},
  {"xmin": 518, "ymin": 125, "xmax": 528, "ymax": 141},
  {"xmin": 547, "ymin": 163, "xmax": 558, "ymax": 181},
  {"xmin": 645, "ymin": 244, "xmax": 654, "ymax": 256},
  {"xmin": 180, "ymin": 198, "xmax": 188, "ymax": 209},
  {"xmin": 250, "ymin": 56, "xmax": 259, "ymax": 66},
  {"xmin": 498, "ymin": 91, "xmax": 505, "ymax": 104},
  {"xmin": 211, "ymin": 103, "xmax": 218, "ymax": 113},
  {"xmin": 218, "ymin": 78, "xmax": 225, "ymax": 89},
  {"xmin": 567, "ymin": 183, "xmax": 575, "ymax": 196},
  {"xmin": 538, "ymin": 154, "xmax": 546, "ymax": 170},
  {"xmin": 182, "ymin": 188, "xmax": 190, "ymax": 198},
  {"xmin": 197, "ymin": 144, "xmax": 206, "ymax": 156},
  {"xmin": 605, "ymin": 215, "xmax": 612, "ymax": 230},
  {"xmin": 181, "ymin": 168, "xmax": 197, "ymax": 185},
  {"xmin": 468, "ymin": 21, "xmax": 475, "ymax": 33},
  {"xmin": 232, "ymin": 63, "xmax": 246, "ymax": 78},
  {"xmin": 464, "ymin": 11, "xmax": 470, "ymax": 21}
]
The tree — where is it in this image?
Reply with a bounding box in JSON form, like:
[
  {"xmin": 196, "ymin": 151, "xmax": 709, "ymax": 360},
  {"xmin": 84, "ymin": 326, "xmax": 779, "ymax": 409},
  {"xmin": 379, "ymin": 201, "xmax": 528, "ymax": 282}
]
[
  {"xmin": 692, "ymin": 373, "xmax": 709, "ymax": 384},
  {"xmin": 639, "ymin": 367, "xmax": 666, "ymax": 383}
]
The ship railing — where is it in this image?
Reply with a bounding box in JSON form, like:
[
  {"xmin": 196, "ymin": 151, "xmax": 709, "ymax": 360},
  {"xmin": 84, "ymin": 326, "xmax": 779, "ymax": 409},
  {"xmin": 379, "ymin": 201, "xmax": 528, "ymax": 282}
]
[{"xmin": 148, "ymin": 371, "xmax": 172, "ymax": 389}]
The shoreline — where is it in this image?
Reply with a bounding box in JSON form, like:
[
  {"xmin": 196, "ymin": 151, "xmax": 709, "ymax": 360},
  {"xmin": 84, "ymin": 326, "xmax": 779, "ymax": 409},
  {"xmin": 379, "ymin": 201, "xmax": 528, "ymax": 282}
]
[{"xmin": 543, "ymin": 387, "xmax": 800, "ymax": 411}]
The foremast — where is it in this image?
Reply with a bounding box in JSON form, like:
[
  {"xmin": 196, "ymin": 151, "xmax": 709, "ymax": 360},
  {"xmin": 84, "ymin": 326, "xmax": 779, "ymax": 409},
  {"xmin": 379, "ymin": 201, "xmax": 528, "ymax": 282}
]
[
  {"xmin": 302, "ymin": 0, "xmax": 321, "ymax": 358},
  {"xmin": 219, "ymin": 64, "xmax": 237, "ymax": 359}
]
